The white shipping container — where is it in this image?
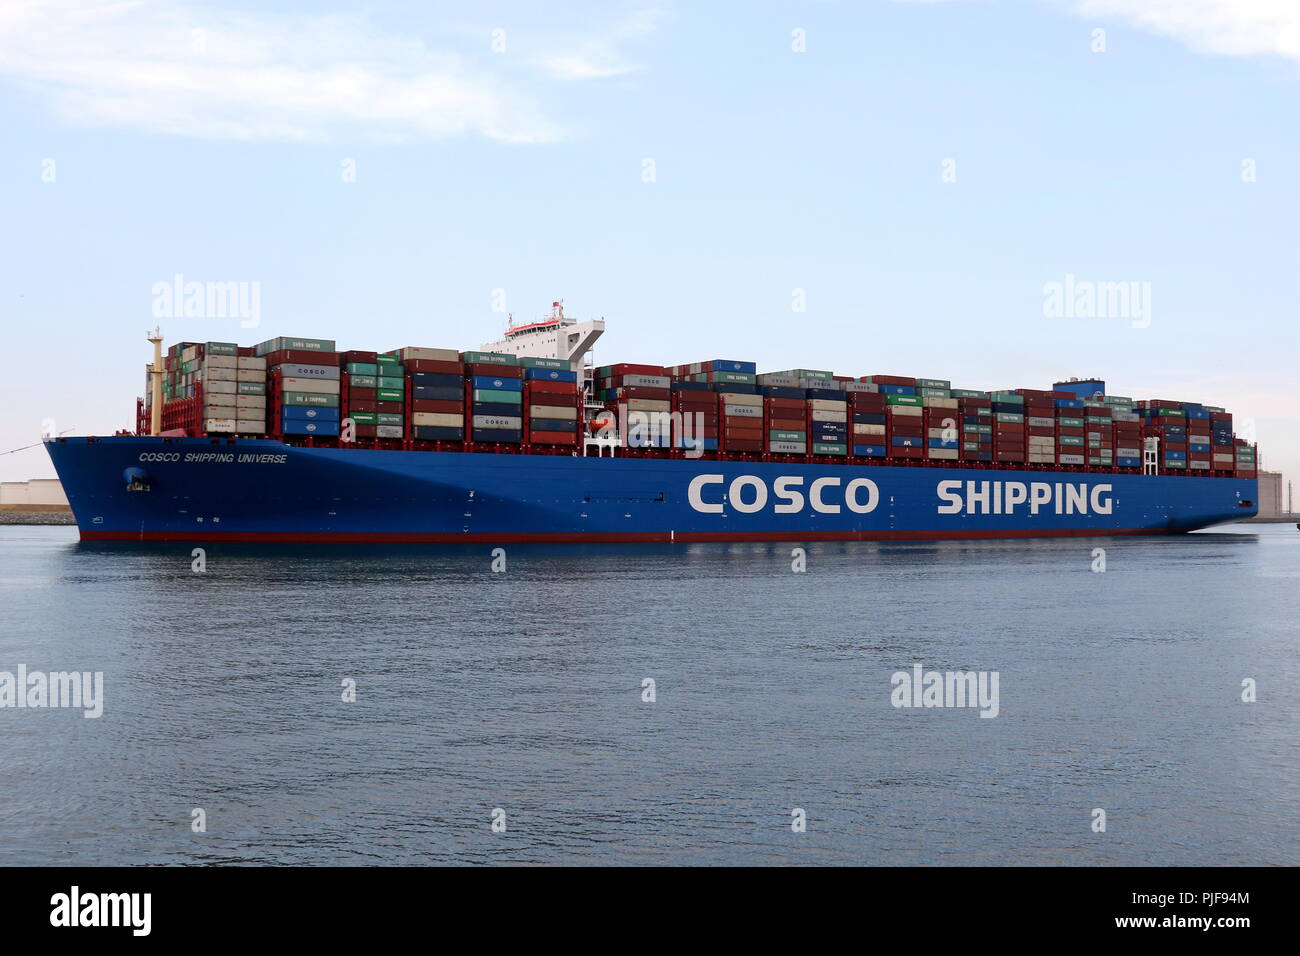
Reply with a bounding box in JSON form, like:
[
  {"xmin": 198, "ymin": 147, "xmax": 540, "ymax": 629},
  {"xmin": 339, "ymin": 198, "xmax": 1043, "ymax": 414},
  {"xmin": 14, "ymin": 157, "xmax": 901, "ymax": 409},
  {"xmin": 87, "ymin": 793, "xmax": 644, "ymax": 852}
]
[
  {"xmin": 202, "ymin": 404, "xmax": 239, "ymax": 418},
  {"xmin": 1028, "ymin": 454, "xmax": 1056, "ymax": 463},
  {"xmin": 724, "ymin": 403, "xmax": 763, "ymax": 418},
  {"xmin": 235, "ymin": 420, "xmax": 266, "ymax": 433},
  {"xmin": 528, "ymin": 405, "xmax": 578, "ymax": 420},
  {"xmin": 237, "ymin": 355, "xmax": 267, "ymax": 371},
  {"xmin": 809, "ymin": 398, "xmax": 847, "ymax": 413},
  {"xmin": 810, "ymin": 409, "xmax": 848, "ymax": 423},
  {"xmin": 927, "ymin": 448, "xmax": 959, "ymax": 460},
  {"xmin": 1190, "ymin": 460, "xmax": 1211, "ymax": 470},
  {"xmin": 923, "ymin": 397, "xmax": 959, "ymax": 409},
  {"xmin": 626, "ymin": 398, "xmax": 670, "ymax": 412},
  {"xmin": 1213, "ymin": 453, "xmax": 1234, "ymax": 463},
  {"xmin": 718, "ymin": 392, "xmax": 762, "ymax": 406},
  {"xmin": 182, "ymin": 346, "xmax": 198, "ymax": 363},
  {"xmin": 1117, "ymin": 447, "xmax": 1141, "ymax": 457},
  {"xmin": 758, "ymin": 375, "xmax": 800, "ymax": 387},
  {"xmin": 768, "ymin": 441, "xmax": 807, "ymax": 454},
  {"xmin": 620, "ymin": 374, "xmax": 671, "ymax": 388},
  {"xmin": 400, "ymin": 347, "xmax": 459, "ymax": 362},
  {"xmin": 1059, "ymin": 454, "xmax": 1086, "ymax": 465},
  {"xmin": 278, "ymin": 363, "xmax": 340, "ymax": 380},
  {"xmin": 843, "ymin": 382, "xmax": 879, "ymax": 393},
  {"xmin": 281, "ymin": 377, "xmax": 341, "ymax": 394},
  {"xmin": 204, "ymin": 354, "xmax": 237, "ymax": 369},
  {"xmin": 412, "ymin": 412, "xmax": 462, "ymax": 427},
  {"xmin": 201, "ymin": 365, "xmax": 237, "ymax": 382},
  {"xmin": 205, "ymin": 379, "xmax": 237, "ymax": 394},
  {"xmin": 236, "ymin": 393, "xmax": 267, "ymax": 408},
  {"xmin": 236, "ymin": 367, "xmax": 263, "ymax": 382},
  {"xmin": 1028, "ymin": 416, "xmax": 1055, "ymax": 427},
  {"xmin": 376, "ymin": 425, "xmax": 403, "ymax": 439},
  {"xmin": 888, "ymin": 405, "xmax": 924, "ymax": 418},
  {"xmin": 853, "ymin": 423, "xmax": 886, "ymax": 436},
  {"xmin": 205, "ymin": 418, "xmax": 236, "ymax": 433},
  {"xmin": 473, "ymin": 415, "xmax": 522, "ymax": 429}
]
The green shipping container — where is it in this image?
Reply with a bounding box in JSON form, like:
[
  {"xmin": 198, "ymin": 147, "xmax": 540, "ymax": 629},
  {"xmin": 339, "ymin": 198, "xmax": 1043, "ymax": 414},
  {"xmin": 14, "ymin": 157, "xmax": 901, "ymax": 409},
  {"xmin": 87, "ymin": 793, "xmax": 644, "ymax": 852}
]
[
  {"xmin": 885, "ymin": 394, "xmax": 923, "ymax": 406},
  {"xmin": 375, "ymin": 354, "xmax": 401, "ymax": 367},
  {"xmin": 788, "ymin": 369, "xmax": 834, "ymax": 380},
  {"xmin": 916, "ymin": 378, "xmax": 951, "ymax": 389},
  {"xmin": 377, "ymin": 413, "xmax": 404, "ymax": 426},
  {"xmin": 950, "ymin": 389, "xmax": 986, "ymax": 399},
  {"xmin": 813, "ymin": 442, "xmax": 847, "ymax": 455},
  {"xmin": 236, "ymin": 382, "xmax": 266, "ymax": 395},
  {"xmin": 519, "ymin": 357, "xmax": 571, "ymax": 371},
  {"xmin": 376, "ymin": 388, "xmax": 404, "ymax": 402},
  {"xmin": 995, "ymin": 412, "xmax": 1024, "ymax": 423},
  {"xmin": 919, "ymin": 387, "xmax": 950, "ymax": 398},
  {"xmin": 1058, "ymin": 416, "xmax": 1084, "ymax": 427},
  {"xmin": 989, "ymin": 392, "xmax": 1024, "ymax": 404},
  {"xmin": 347, "ymin": 411, "xmax": 378, "ymax": 424},
  {"xmin": 770, "ymin": 430, "xmax": 807, "ymax": 441},
  {"xmin": 256, "ymin": 336, "xmax": 336, "ymax": 355},
  {"xmin": 205, "ymin": 342, "xmax": 239, "ymax": 356},
  {"xmin": 283, "ymin": 392, "xmax": 340, "ymax": 407},
  {"xmin": 346, "ymin": 362, "xmax": 379, "ymax": 376},
  {"xmin": 461, "ymin": 351, "xmax": 518, "ymax": 366},
  {"xmin": 349, "ymin": 375, "xmax": 378, "ymax": 388},
  {"xmin": 473, "ymin": 388, "xmax": 523, "ymax": 404},
  {"xmin": 377, "ymin": 376, "xmax": 405, "ymax": 390},
  {"xmin": 1059, "ymin": 436, "xmax": 1085, "ymax": 446}
]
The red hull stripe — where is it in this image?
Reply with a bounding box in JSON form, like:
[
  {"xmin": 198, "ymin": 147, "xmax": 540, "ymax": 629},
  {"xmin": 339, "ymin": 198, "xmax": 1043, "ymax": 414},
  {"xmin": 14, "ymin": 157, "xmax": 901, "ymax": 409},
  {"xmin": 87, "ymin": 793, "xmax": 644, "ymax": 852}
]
[{"xmin": 79, "ymin": 527, "xmax": 1184, "ymax": 543}]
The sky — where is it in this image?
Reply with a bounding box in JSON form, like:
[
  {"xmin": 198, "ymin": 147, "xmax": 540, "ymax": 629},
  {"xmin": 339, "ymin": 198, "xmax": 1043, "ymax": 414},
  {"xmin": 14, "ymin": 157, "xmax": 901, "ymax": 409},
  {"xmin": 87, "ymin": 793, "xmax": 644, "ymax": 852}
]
[{"xmin": 1, "ymin": 0, "xmax": 1297, "ymax": 489}]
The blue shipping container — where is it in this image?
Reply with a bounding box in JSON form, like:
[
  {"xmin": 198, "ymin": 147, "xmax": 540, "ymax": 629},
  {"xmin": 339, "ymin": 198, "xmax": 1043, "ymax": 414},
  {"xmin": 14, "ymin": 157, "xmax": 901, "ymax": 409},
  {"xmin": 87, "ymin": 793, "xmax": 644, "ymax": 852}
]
[
  {"xmin": 282, "ymin": 406, "xmax": 340, "ymax": 422},
  {"xmin": 282, "ymin": 421, "xmax": 340, "ymax": 436},
  {"xmin": 471, "ymin": 375, "xmax": 523, "ymax": 391}
]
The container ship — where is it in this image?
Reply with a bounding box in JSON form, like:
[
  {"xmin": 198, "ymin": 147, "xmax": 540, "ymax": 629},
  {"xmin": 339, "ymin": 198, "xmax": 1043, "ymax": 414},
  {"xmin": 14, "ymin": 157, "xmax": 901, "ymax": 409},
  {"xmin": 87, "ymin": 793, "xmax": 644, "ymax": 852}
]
[{"xmin": 44, "ymin": 304, "xmax": 1259, "ymax": 542}]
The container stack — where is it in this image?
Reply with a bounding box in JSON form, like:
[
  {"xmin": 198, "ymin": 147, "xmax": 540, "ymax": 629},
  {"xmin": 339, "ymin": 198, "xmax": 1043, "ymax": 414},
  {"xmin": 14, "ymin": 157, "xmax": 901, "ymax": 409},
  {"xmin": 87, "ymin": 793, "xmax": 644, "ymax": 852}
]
[
  {"xmin": 1111, "ymin": 402, "xmax": 1143, "ymax": 469},
  {"xmin": 959, "ymin": 394, "xmax": 992, "ymax": 463},
  {"xmin": 401, "ymin": 347, "xmax": 463, "ymax": 443},
  {"xmin": 989, "ymin": 391, "xmax": 1026, "ymax": 465},
  {"xmin": 463, "ymin": 351, "xmax": 523, "ymax": 445},
  {"xmin": 921, "ymin": 379, "xmax": 959, "ymax": 462},
  {"xmin": 1209, "ymin": 410, "xmax": 1235, "ymax": 473},
  {"xmin": 1084, "ymin": 402, "xmax": 1114, "ymax": 468},
  {"xmin": 1234, "ymin": 439, "xmax": 1257, "ymax": 477},
  {"xmin": 597, "ymin": 363, "xmax": 670, "ymax": 449},
  {"xmin": 759, "ymin": 375, "xmax": 806, "ymax": 456},
  {"xmin": 866, "ymin": 376, "xmax": 924, "ymax": 461},
  {"xmin": 1014, "ymin": 389, "xmax": 1055, "ymax": 466},
  {"xmin": 522, "ymin": 358, "xmax": 580, "ymax": 447},
  {"xmin": 806, "ymin": 383, "xmax": 848, "ymax": 457},
  {"xmin": 1183, "ymin": 403, "xmax": 1213, "ymax": 472},
  {"xmin": 1137, "ymin": 400, "xmax": 1189, "ymax": 473},
  {"xmin": 670, "ymin": 379, "xmax": 718, "ymax": 453},
  {"xmin": 260, "ymin": 337, "xmax": 341, "ymax": 439},
  {"xmin": 848, "ymin": 382, "xmax": 887, "ymax": 458}
]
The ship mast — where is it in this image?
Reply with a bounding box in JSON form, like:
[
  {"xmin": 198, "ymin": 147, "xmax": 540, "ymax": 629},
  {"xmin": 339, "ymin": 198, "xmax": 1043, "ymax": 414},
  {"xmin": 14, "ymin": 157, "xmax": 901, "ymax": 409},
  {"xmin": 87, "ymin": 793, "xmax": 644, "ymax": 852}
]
[{"xmin": 147, "ymin": 326, "xmax": 164, "ymax": 436}]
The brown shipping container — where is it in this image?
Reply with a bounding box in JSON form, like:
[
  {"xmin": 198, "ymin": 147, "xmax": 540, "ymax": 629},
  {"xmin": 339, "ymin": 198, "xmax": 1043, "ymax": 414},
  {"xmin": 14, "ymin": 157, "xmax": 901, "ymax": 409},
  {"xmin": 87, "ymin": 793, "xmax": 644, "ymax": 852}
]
[
  {"xmin": 411, "ymin": 399, "xmax": 464, "ymax": 414},
  {"xmin": 405, "ymin": 359, "xmax": 465, "ymax": 374},
  {"xmin": 265, "ymin": 349, "xmax": 340, "ymax": 367}
]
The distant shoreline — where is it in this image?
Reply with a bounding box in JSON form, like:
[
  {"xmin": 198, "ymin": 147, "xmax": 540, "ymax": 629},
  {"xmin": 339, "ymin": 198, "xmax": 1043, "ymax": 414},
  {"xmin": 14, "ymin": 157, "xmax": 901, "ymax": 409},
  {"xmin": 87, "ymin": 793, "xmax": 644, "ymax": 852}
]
[{"xmin": 0, "ymin": 512, "xmax": 76, "ymax": 525}]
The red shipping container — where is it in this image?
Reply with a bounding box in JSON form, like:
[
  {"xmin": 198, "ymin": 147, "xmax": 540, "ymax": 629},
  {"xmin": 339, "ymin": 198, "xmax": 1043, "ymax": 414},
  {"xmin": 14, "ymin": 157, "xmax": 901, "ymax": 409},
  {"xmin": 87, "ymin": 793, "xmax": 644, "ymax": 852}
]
[
  {"xmin": 526, "ymin": 391, "xmax": 581, "ymax": 407},
  {"xmin": 466, "ymin": 363, "xmax": 523, "ymax": 378},
  {"xmin": 1028, "ymin": 426, "xmax": 1055, "ymax": 437},
  {"xmin": 1164, "ymin": 442, "xmax": 1189, "ymax": 452},
  {"xmin": 618, "ymin": 387, "xmax": 671, "ymax": 401},
  {"xmin": 1015, "ymin": 388, "xmax": 1055, "ymax": 400},
  {"xmin": 529, "ymin": 431, "xmax": 578, "ymax": 445},
  {"xmin": 891, "ymin": 446, "xmax": 924, "ymax": 458},
  {"xmin": 724, "ymin": 426, "xmax": 764, "ymax": 441},
  {"xmin": 891, "ymin": 423, "xmax": 924, "ymax": 437},
  {"xmin": 722, "ymin": 438, "xmax": 763, "ymax": 451},
  {"xmin": 1058, "ymin": 426, "xmax": 1084, "ymax": 437},
  {"xmin": 526, "ymin": 380, "xmax": 579, "ymax": 395},
  {"xmin": 352, "ymin": 424, "xmax": 378, "ymax": 438},
  {"xmin": 766, "ymin": 397, "xmax": 805, "ymax": 411},
  {"xmin": 959, "ymin": 398, "xmax": 992, "ymax": 409},
  {"xmin": 346, "ymin": 400, "xmax": 378, "ymax": 413},
  {"xmin": 995, "ymin": 422, "xmax": 1025, "ymax": 434},
  {"xmin": 341, "ymin": 350, "xmax": 379, "ymax": 364},
  {"xmin": 405, "ymin": 359, "xmax": 465, "ymax": 374},
  {"xmin": 768, "ymin": 417, "xmax": 803, "ymax": 431},
  {"xmin": 348, "ymin": 387, "xmax": 377, "ymax": 401},
  {"xmin": 265, "ymin": 349, "xmax": 341, "ymax": 367},
  {"xmin": 376, "ymin": 401, "xmax": 403, "ymax": 414},
  {"xmin": 411, "ymin": 399, "xmax": 464, "ymax": 414},
  {"xmin": 611, "ymin": 363, "xmax": 667, "ymax": 376},
  {"xmin": 996, "ymin": 450, "xmax": 1026, "ymax": 462},
  {"xmin": 867, "ymin": 375, "xmax": 916, "ymax": 386}
]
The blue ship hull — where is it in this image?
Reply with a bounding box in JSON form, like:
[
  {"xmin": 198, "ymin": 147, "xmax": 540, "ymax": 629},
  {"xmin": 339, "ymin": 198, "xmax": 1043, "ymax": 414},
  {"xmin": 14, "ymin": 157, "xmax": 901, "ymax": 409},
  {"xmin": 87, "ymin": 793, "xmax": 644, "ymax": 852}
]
[{"xmin": 45, "ymin": 437, "xmax": 1258, "ymax": 542}]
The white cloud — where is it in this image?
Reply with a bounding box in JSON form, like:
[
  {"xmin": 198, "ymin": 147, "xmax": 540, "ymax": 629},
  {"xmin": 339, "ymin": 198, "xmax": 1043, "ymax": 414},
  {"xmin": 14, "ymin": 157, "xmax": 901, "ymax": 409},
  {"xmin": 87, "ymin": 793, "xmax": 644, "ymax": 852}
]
[
  {"xmin": 0, "ymin": 0, "xmax": 563, "ymax": 143},
  {"xmin": 534, "ymin": 8, "xmax": 665, "ymax": 81},
  {"xmin": 1063, "ymin": 0, "xmax": 1300, "ymax": 60}
]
